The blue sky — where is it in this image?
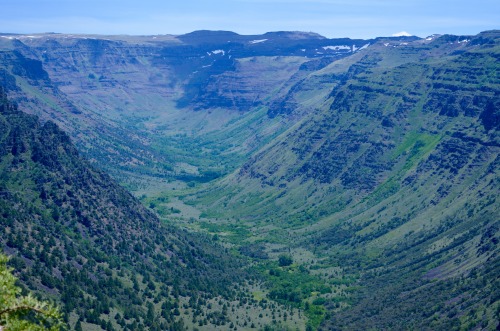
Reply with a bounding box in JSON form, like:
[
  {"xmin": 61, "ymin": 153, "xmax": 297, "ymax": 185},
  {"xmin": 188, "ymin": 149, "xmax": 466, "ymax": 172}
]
[{"xmin": 1, "ymin": 0, "xmax": 498, "ymax": 38}]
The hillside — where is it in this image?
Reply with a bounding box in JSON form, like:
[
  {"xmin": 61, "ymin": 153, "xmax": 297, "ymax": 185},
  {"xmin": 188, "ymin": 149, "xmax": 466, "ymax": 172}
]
[
  {"xmin": 186, "ymin": 31, "xmax": 500, "ymax": 329},
  {"xmin": 0, "ymin": 88, "xmax": 305, "ymax": 330},
  {"xmin": 0, "ymin": 29, "xmax": 498, "ymax": 330}
]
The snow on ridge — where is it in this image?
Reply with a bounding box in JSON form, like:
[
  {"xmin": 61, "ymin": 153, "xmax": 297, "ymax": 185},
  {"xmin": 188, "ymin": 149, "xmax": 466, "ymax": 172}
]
[
  {"xmin": 392, "ymin": 31, "xmax": 413, "ymax": 37},
  {"xmin": 358, "ymin": 43, "xmax": 370, "ymax": 51},
  {"xmin": 249, "ymin": 39, "xmax": 268, "ymax": 44},
  {"xmin": 209, "ymin": 49, "xmax": 225, "ymax": 56},
  {"xmin": 425, "ymin": 34, "xmax": 440, "ymax": 41},
  {"xmin": 1, "ymin": 35, "xmax": 41, "ymax": 40},
  {"xmin": 322, "ymin": 45, "xmax": 350, "ymax": 51},
  {"xmin": 19, "ymin": 35, "xmax": 43, "ymax": 39}
]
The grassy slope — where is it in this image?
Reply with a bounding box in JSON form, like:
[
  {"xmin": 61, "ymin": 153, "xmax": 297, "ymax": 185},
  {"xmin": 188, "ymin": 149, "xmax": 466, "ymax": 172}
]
[{"xmin": 183, "ymin": 32, "xmax": 499, "ymax": 329}]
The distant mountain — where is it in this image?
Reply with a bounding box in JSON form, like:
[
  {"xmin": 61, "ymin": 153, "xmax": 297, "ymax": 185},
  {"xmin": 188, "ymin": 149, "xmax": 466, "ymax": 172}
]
[
  {"xmin": 177, "ymin": 30, "xmax": 326, "ymax": 44},
  {"xmin": 177, "ymin": 30, "xmax": 245, "ymax": 44}
]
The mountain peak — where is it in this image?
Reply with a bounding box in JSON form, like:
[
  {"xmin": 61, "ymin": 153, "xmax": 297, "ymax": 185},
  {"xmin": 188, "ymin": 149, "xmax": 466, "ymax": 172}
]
[
  {"xmin": 177, "ymin": 30, "xmax": 242, "ymax": 44},
  {"xmin": 392, "ymin": 31, "xmax": 413, "ymax": 37},
  {"xmin": 262, "ymin": 31, "xmax": 326, "ymax": 39}
]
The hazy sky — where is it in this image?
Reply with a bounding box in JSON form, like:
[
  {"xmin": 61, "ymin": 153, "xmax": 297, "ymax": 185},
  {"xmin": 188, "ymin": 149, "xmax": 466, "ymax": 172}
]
[{"xmin": 1, "ymin": 0, "xmax": 498, "ymax": 38}]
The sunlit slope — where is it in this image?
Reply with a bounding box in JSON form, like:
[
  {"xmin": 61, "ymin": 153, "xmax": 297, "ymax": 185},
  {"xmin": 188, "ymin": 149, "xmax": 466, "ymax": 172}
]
[
  {"xmin": 195, "ymin": 31, "xmax": 499, "ymax": 231},
  {"xmin": 191, "ymin": 31, "xmax": 499, "ymax": 329}
]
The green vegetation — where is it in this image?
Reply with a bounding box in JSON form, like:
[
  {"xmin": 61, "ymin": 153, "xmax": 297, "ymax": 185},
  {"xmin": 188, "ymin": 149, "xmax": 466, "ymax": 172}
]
[
  {"xmin": 0, "ymin": 252, "xmax": 64, "ymax": 331},
  {"xmin": 1, "ymin": 31, "xmax": 499, "ymax": 330},
  {"xmin": 278, "ymin": 255, "xmax": 293, "ymax": 267},
  {"xmin": 199, "ymin": 221, "xmax": 252, "ymax": 243},
  {"xmin": 0, "ymin": 88, "xmax": 288, "ymax": 330},
  {"xmin": 185, "ymin": 31, "xmax": 499, "ymax": 330},
  {"xmin": 253, "ymin": 261, "xmax": 333, "ymax": 329}
]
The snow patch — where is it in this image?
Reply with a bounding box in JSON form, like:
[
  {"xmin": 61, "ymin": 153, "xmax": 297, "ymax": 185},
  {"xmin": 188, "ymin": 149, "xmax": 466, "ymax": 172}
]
[
  {"xmin": 392, "ymin": 31, "xmax": 413, "ymax": 37},
  {"xmin": 384, "ymin": 43, "xmax": 390, "ymax": 47},
  {"xmin": 322, "ymin": 45, "xmax": 350, "ymax": 51},
  {"xmin": 458, "ymin": 39, "xmax": 470, "ymax": 43},
  {"xmin": 358, "ymin": 43, "xmax": 370, "ymax": 51},
  {"xmin": 301, "ymin": 49, "xmax": 306, "ymax": 52},
  {"xmin": 211, "ymin": 49, "xmax": 225, "ymax": 56},
  {"xmin": 426, "ymin": 37, "xmax": 434, "ymax": 41},
  {"xmin": 249, "ymin": 39, "xmax": 268, "ymax": 44}
]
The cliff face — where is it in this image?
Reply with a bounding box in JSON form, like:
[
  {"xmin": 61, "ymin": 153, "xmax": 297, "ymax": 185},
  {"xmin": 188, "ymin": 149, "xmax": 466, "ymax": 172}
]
[
  {"xmin": 0, "ymin": 31, "xmax": 388, "ymax": 185},
  {"xmin": 204, "ymin": 31, "xmax": 499, "ymax": 217}
]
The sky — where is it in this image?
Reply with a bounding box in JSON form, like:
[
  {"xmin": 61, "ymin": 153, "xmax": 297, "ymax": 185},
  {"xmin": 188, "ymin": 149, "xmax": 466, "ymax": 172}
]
[{"xmin": 1, "ymin": 0, "xmax": 498, "ymax": 39}]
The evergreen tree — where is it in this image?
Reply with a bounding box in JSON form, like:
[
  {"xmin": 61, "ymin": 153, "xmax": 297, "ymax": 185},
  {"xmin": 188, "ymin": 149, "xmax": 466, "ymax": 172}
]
[{"xmin": 74, "ymin": 319, "xmax": 83, "ymax": 331}]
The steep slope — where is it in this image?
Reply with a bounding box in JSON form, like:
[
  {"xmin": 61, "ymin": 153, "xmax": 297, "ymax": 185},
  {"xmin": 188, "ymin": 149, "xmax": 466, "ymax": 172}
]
[
  {"xmin": 189, "ymin": 31, "xmax": 499, "ymax": 329},
  {"xmin": 197, "ymin": 31, "xmax": 499, "ymax": 224},
  {"xmin": 0, "ymin": 88, "xmax": 304, "ymax": 330}
]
